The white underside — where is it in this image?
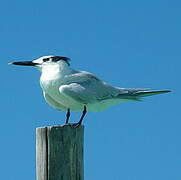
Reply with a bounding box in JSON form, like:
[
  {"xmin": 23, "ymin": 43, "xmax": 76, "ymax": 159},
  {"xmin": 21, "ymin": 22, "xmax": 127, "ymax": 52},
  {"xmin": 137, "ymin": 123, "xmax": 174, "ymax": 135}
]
[
  {"xmin": 43, "ymin": 91, "xmax": 128, "ymax": 112},
  {"xmin": 39, "ymin": 61, "xmax": 134, "ymax": 112}
]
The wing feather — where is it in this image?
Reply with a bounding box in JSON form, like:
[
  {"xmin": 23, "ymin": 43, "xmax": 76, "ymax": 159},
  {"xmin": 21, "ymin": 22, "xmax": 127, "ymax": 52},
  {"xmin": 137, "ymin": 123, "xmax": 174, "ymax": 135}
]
[{"xmin": 59, "ymin": 71, "xmax": 121, "ymax": 104}]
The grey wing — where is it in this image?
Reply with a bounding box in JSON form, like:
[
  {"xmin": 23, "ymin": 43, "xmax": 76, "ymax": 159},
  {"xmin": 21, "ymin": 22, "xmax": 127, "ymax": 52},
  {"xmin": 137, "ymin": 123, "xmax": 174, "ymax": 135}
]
[
  {"xmin": 59, "ymin": 72, "xmax": 121, "ymax": 104},
  {"xmin": 59, "ymin": 71, "xmax": 170, "ymax": 105}
]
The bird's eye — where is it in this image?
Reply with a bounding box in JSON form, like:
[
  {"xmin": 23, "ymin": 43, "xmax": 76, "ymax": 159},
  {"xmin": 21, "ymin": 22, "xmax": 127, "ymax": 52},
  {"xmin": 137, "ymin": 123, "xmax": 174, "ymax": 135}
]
[{"xmin": 43, "ymin": 58, "xmax": 49, "ymax": 62}]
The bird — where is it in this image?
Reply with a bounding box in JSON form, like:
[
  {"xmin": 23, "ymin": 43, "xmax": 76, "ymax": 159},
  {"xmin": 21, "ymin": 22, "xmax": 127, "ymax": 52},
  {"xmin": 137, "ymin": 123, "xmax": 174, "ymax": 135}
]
[{"xmin": 9, "ymin": 55, "xmax": 171, "ymax": 126}]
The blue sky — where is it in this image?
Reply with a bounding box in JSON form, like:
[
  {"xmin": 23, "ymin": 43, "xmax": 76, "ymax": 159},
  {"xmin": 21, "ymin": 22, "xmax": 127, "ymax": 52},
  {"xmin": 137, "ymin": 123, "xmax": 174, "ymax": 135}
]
[{"xmin": 1, "ymin": 0, "xmax": 180, "ymax": 179}]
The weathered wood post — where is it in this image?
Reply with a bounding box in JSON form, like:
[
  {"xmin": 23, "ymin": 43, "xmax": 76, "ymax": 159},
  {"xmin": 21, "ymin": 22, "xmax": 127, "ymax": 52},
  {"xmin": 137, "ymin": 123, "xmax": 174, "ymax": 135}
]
[{"xmin": 36, "ymin": 125, "xmax": 84, "ymax": 180}]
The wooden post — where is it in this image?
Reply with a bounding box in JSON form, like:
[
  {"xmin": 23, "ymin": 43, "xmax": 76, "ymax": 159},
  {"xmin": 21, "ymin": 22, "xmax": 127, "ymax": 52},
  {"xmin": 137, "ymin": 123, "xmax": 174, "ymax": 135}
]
[{"xmin": 36, "ymin": 125, "xmax": 84, "ymax": 180}]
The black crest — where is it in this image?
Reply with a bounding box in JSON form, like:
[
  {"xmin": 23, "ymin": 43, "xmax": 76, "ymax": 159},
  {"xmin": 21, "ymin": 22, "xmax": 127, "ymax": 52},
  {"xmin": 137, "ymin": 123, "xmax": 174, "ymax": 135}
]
[
  {"xmin": 52, "ymin": 56, "xmax": 71, "ymax": 65},
  {"xmin": 42, "ymin": 56, "xmax": 71, "ymax": 65}
]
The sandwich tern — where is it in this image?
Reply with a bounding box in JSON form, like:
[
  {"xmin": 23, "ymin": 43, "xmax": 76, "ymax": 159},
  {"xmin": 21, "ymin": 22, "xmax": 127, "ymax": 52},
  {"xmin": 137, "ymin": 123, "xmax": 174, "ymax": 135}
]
[{"xmin": 9, "ymin": 55, "xmax": 171, "ymax": 126}]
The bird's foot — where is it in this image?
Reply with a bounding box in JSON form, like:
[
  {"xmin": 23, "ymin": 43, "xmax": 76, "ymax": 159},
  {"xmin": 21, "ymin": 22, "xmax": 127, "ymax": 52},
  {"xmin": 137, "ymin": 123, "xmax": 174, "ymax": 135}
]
[
  {"xmin": 60, "ymin": 123, "xmax": 71, "ymax": 127},
  {"xmin": 61, "ymin": 122, "xmax": 81, "ymax": 128},
  {"xmin": 70, "ymin": 122, "xmax": 82, "ymax": 128}
]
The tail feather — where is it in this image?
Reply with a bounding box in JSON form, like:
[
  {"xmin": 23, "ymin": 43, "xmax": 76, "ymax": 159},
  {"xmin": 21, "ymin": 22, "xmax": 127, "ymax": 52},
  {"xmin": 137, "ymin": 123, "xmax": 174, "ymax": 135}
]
[
  {"xmin": 117, "ymin": 89, "xmax": 171, "ymax": 101},
  {"xmin": 133, "ymin": 90, "xmax": 171, "ymax": 97}
]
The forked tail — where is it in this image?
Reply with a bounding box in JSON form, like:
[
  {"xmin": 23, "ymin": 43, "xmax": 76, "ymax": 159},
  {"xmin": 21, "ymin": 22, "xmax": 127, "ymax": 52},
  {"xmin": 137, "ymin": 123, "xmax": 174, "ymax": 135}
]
[
  {"xmin": 117, "ymin": 88, "xmax": 171, "ymax": 101},
  {"xmin": 133, "ymin": 90, "xmax": 171, "ymax": 97}
]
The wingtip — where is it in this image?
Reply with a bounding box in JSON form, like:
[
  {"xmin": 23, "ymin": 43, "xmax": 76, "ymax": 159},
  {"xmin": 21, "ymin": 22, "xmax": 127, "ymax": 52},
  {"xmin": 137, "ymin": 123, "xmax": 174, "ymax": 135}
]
[
  {"xmin": 154, "ymin": 90, "xmax": 172, "ymax": 94},
  {"xmin": 164, "ymin": 90, "xmax": 172, "ymax": 93}
]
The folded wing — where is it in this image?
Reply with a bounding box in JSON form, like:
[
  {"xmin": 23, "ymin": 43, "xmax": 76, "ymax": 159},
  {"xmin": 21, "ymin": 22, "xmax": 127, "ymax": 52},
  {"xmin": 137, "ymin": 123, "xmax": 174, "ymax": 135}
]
[
  {"xmin": 59, "ymin": 71, "xmax": 171, "ymax": 105},
  {"xmin": 59, "ymin": 71, "xmax": 121, "ymax": 104}
]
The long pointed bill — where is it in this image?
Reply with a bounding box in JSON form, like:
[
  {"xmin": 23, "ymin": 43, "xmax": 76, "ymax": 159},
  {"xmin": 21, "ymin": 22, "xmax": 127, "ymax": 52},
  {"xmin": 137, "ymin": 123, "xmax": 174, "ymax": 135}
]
[{"xmin": 8, "ymin": 61, "xmax": 39, "ymax": 66}]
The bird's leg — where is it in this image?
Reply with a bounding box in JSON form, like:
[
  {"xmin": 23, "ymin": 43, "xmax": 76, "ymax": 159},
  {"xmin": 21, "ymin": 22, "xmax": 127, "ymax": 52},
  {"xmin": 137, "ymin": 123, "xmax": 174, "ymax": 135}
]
[
  {"xmin": 65, "ymin": 109, "xmax": 70, "ymax": 124},
  {"xmin": 74, "ymin": 106, "xmax": 87, "ymax": 127}
]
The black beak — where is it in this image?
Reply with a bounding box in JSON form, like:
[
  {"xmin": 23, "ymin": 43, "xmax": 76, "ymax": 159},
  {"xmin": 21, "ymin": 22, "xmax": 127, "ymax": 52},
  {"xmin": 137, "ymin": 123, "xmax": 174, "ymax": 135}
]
[{"xmin": 8, "ymin": 61, "xmax": 39, "ymax": 66}]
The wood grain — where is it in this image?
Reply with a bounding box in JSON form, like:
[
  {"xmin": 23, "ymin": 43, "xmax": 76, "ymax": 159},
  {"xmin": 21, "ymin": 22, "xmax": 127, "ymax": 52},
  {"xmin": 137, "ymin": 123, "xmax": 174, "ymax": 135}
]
[{"xmin": 36, "ymin": 125, "xmax": 84, "ymax": 180}]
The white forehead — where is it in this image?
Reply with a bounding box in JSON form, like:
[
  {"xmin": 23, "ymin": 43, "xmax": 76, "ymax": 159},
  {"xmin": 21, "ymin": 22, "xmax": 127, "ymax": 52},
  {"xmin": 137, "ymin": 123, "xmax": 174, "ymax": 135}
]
[
  {"xmin": 33, "ymin": 55, "xmax": 54, "ymax": 63},
  {"xmin": 40, "ymin": 55, "xmax": 53, "ymax": 59}
]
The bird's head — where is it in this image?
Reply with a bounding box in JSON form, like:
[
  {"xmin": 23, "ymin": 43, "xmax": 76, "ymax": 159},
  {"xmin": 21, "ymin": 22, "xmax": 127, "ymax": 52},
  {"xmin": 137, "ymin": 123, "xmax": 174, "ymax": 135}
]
[{"xmin": 8, "ymin": 55, "xmax": 71, "ymax": 70}]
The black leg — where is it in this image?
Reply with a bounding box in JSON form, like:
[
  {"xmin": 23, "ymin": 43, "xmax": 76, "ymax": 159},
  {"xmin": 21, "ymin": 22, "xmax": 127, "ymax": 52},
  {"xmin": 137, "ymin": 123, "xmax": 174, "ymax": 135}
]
[
  {"xmin": 76, "ymin": 106, "xmax": 87, "ymax": 127},
  {"xmin": 65, "ymin": 109, "xmax": 70, "ymax": 124}
]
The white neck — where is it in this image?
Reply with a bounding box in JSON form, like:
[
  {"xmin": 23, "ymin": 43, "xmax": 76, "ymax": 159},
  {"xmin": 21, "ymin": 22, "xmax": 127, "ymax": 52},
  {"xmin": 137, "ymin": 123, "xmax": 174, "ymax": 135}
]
[{"xmin": 41, "ymin": 61, "xmax": 72, "ymax": 80}]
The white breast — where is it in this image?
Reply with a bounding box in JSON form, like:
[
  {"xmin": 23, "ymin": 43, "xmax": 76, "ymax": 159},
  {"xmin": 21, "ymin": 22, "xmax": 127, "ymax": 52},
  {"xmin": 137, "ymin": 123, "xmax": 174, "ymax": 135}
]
[{"xmin": 40, "ymin": 62, "xmax": 83, "ymax": 111}]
